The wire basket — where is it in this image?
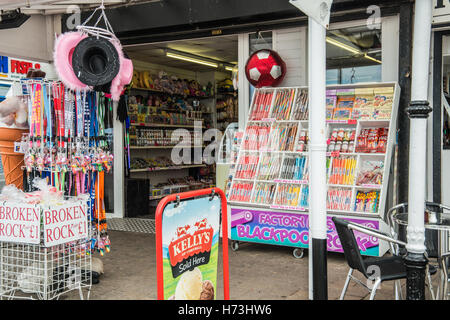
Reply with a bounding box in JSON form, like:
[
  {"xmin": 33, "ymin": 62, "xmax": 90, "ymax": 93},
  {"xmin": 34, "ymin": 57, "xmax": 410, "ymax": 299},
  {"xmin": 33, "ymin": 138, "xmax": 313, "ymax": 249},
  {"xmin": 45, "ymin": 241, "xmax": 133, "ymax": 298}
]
[{"xmin": 0, "ymin": 198, "xmax": 92, "ymax": 300}]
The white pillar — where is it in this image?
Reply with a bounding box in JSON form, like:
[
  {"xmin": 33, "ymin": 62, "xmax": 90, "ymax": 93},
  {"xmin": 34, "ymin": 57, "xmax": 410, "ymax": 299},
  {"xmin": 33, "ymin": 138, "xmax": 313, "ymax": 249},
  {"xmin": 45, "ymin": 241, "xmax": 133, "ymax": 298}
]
[
  {"xmin": 406, "ymin": 0, "xmax": 432, "ymax": 255},
  {"xmin": 238, "ymin": 33, "xmax": 250, "ymax": 132},
  {"xmin": 308, "ymin": 16, "xmax": 328, "ymax": 300},
  {"xmin": 404, "ymin": 0, "xmax": 432, "ymax": 300},
  {"xmin": 111, "ymin": 100, "xmax": 125, "ymax": 218}
]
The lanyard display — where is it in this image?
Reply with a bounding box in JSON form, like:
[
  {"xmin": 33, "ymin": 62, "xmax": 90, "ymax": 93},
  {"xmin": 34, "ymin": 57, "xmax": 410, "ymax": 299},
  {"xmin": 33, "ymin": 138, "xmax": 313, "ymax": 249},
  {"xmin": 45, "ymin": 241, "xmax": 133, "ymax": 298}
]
[{"xmin": 22, "ymin": 79, "xmax": 113, "ymax": 256}]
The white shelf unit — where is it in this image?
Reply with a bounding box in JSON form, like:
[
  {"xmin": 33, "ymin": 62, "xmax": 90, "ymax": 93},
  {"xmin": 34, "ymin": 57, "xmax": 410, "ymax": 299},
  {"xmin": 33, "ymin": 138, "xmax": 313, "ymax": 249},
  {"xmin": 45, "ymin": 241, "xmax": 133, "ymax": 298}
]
[{"xmin": 228, "ymin": 82, "xmax": 400, "ymax": 257}]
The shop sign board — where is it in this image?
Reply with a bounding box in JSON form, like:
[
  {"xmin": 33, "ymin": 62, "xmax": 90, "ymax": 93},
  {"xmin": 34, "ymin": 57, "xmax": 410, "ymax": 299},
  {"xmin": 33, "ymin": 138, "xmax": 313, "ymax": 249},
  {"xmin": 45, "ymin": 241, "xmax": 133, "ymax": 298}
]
[
  {"xmin": 230, "ymin": 207, "xmax": 380, "ymax": 257},
  {"xmin": 155, "ymin": 188, "xmax": 229, "ymax": 300},
  {"xmin": 433, "ymin": 0, "xmax": 450, "ymax": 25},
  {"xmin": 0, "ymin": 55, "xmax": 55, "ymax": 81},
  {"xmin": 42, "ymin": 201, "xmax": 89, "ymax": 247},
  {"xmin": 0, "ymin": 202, "xmax": 40, "ymax": 245}
]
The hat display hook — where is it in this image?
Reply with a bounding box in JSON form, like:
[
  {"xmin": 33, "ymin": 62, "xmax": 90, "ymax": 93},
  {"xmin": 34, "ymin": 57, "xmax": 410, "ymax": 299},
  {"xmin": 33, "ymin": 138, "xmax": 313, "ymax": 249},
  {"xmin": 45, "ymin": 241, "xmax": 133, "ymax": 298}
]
[{"xmin": 76, "ymin": 0, "xmax": 118, "ymax": 43}]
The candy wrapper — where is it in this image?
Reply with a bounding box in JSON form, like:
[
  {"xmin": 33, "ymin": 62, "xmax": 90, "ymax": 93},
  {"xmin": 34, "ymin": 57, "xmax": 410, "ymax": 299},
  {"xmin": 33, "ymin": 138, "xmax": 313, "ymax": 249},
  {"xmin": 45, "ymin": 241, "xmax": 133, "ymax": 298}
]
[
  {"xmin": 31, "ymin": 177, "xmax": 64, "ymax": 205},
  {"xmin": 0, "ymin": 184, "xmax": 27, "ymax": 202},
  {"xmin": 354, "ymin": 190, "xmax": 380, "ymax": 213},
  {"xmin": 356, "ymin": 160, "xmax": 384, "ymax": 185}
]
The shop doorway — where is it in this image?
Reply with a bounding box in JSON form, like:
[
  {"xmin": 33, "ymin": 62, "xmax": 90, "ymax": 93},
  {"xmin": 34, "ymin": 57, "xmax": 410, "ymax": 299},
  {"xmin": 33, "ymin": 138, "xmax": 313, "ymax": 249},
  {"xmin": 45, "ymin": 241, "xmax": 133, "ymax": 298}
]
[
  {"xmin": 440, "ymin": 39, "xmax": 450, "ymax": 206},
  {"xmin": 431, "ymin": 32, "xmax": 450, "ymax": 207},
  {"xmin": 121, "ymin": 35, "xmax": 239, "ymax": 218}
]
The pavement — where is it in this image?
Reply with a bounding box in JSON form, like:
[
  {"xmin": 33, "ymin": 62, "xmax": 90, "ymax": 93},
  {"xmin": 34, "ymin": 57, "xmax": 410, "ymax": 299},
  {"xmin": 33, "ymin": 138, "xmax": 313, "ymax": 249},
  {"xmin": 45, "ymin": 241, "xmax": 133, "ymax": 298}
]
[{"xmin": 61, "ymin": 229, "xmax": 440, "ymax": 300}]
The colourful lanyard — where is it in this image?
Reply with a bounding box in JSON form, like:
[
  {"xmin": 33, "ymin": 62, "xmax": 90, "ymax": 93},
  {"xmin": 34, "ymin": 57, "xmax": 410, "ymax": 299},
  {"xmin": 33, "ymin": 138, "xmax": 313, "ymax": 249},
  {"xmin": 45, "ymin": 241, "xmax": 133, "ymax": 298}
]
[
  {"xmin": 64, "ymin": 88, "xmax": 74, "ymax": 145},
  {"xmin": 75, "ymin": 90, "xmax": 85, "ymax": 138},
  {"xmin": 97, "ymin": 93, "xmax": 105, "ymax": 147},
  {"xmin": 89, "ymin": 92, "xmax": 98, "ymax": 147},
  {"xmin": 43, "ymin": 84, "xmax": 52, "ymax": 143},
  {"xmin": 53, "ymin": 83, "xmax": 65, "ymax": 149}
]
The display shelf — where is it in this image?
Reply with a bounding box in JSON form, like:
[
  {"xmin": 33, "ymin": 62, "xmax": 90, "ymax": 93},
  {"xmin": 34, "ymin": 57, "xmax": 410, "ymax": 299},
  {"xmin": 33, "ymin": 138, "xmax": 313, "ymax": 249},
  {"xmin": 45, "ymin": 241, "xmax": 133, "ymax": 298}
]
[
  {"xmin": 130, "ymin": 122, "xmax": 204, "ymax": 128},
  {"xmin": 131, "ymin": 86, "xmax": 214, "ymax": 99},
  {"xmin": 130, "ymin": 144, "xmax": 206, "ymax": 149},
  {"xmin": 130, "ymin": 164, "xmax": 206, "ymax": 173},
  {"xmin": 229, "ymin": 82, "xmax": 400, "ymax": 253}
]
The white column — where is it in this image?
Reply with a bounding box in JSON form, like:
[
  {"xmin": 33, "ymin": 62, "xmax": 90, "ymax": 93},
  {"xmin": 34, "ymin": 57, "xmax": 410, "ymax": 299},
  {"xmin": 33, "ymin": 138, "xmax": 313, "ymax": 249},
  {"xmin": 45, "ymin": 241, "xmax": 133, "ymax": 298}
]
[
  {"xmin": 308, "ymin": 16, "xmax": 328, "ymax": 299},
  {"xmin": 406, "ymin": 0, "xmax": 432, "ymax": 255},
  {"xmin": 238, "ymin": 33, "xmax": 250, "ymax": 131},
  {"xmin": 111, "ymin": 100, "xmax": 125, "ymax": 218},
  {"xmin": 407, "ymin": 118, "xmax": 428, "ymax": 253}
]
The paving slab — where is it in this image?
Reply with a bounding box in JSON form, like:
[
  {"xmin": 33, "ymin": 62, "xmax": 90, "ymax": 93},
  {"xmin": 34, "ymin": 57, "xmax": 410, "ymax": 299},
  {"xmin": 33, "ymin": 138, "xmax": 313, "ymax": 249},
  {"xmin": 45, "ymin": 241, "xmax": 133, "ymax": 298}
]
[{"xmin": 60, "ymin": 230, "xmax": 439, "ymax": 300}]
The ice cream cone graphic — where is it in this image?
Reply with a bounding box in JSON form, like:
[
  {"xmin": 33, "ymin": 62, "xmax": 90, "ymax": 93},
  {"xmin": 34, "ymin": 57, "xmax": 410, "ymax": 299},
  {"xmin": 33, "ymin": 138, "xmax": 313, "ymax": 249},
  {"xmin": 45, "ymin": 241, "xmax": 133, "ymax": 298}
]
[{"xmin": 0, "ymin": 127, "xmax": 28, "ymax": 190}]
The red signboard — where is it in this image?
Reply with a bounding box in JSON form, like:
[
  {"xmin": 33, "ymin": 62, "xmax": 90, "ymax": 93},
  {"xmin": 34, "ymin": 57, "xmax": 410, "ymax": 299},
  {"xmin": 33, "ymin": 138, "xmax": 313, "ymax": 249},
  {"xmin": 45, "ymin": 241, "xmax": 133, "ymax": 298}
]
[{"xmin": 155, "ymin": 188, "xmax": 230, "ymax": 300}]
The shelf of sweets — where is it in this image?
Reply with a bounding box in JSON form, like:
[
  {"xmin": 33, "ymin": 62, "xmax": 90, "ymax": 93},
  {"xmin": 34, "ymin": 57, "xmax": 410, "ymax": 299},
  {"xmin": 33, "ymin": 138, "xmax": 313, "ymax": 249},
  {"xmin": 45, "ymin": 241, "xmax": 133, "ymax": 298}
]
[
  {"xmin": 229, "ymin": 83, "xmax": 399, "ymax": 220},
  {"xmin": 130, "ymin": 122, "xmax": 204, "ymax": 128},
  {"xmin": 131, "ymin": 86, "xmax": 214, "ymax": 99},
  {"xmin": 130, "ymin": 164, "xmax": 206, "ymax": 173},
  {"xmin": 149, "ymin": 177, "xmax": 214, "ymax": 200}
]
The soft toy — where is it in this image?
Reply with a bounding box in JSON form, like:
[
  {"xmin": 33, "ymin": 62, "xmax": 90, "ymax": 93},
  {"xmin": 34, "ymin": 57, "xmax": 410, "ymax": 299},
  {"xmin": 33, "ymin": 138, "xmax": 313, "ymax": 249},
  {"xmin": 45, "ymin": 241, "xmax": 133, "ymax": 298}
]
[
  {"xmin": 0, "ymin": 97, "xmax": 28, "ymax": 128},
  {"xmin": 182, "ymin": 79, "xmax": 190, "ymax": 96},
  {"xmin": 0, "ymin": 96, "xmax": 21, "ymax": 118},
  {"xmin": 188, "ymin": 80, "xmax": 197, "ymax": 96},
  {"xmin": 158, "ymin": 71, "xmax": 173, "ymax": 94},
  {"xmin": 245, "ymin": 49, "xmax": 286, "ymax": 87}
]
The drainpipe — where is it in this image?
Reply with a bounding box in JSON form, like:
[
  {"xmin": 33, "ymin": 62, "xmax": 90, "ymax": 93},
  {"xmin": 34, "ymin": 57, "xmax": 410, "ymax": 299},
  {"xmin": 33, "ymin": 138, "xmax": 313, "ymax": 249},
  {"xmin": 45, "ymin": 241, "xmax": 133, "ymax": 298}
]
[
  {"xmin": 404, "ymin": 0, "xmax": 432, "ymax": 300},
  {"xmin": 308, "ymin": 16, "xmax": 328, "ymax": 300}
]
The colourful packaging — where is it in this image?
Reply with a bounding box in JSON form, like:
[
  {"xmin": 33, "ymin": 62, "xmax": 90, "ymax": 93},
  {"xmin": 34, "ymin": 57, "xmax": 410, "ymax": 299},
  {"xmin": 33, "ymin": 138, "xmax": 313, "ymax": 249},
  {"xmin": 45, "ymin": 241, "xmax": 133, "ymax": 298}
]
[
  {"xmin": 353, "ymin": 88, "xmax": 374, "ymax": 120},
  {"xmin": 354, "ymin": 191, "xmax": 367, "ymax": 212}
]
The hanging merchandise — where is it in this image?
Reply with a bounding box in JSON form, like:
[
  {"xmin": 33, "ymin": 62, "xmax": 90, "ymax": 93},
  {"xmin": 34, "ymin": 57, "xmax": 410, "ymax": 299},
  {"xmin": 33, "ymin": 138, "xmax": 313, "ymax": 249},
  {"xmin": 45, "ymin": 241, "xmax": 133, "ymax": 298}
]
[
  {"xmin": 232, "ymin": 67, "xmax": 238, "ymax": 91},
  {"xmin": 245, "ymin": 49, "xmax": 286, "ymax": 88},
  {"xmin": 20, "ymin": 78, "xmax": 113, "ymax": 257},
  {"xmin": 53, "ymin": 2, "xmax": 133, "ymax": 101},
  {"xmin": 0, "ymin": 70, "xmax": 47, "ymax": 190}
]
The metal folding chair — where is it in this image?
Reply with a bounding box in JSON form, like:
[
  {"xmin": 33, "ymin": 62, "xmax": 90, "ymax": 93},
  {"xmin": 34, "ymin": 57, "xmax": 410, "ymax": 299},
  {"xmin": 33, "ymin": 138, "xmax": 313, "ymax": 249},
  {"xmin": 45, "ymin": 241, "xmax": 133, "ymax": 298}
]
[
  {"xmin": 333, "ymin": 217, "xmax": 408, "ymax": 300},
  {"xmin": 386, "ymin": 202, "xmax": 450, "ymax": 300}
]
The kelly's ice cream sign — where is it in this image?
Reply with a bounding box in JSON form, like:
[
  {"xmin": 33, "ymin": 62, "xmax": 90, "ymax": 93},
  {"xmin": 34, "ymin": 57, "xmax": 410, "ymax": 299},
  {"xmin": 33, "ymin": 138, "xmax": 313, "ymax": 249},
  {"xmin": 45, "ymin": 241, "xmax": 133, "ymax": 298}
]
[
  {"xmin": 169, "ymin": 218, "xmax": 214, "ymax": 278},
  {"xmin": 159, "ymin": 195, "xmax": 223, "ymax": 300}
]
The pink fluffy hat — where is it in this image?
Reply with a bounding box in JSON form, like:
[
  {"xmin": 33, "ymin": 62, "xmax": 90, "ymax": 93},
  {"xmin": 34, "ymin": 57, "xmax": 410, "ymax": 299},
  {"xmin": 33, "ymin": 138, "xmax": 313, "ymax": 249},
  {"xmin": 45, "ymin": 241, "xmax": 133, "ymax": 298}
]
[{"xmin": 53, "ymin": 5, "xmax": 133, "ymax": 101}]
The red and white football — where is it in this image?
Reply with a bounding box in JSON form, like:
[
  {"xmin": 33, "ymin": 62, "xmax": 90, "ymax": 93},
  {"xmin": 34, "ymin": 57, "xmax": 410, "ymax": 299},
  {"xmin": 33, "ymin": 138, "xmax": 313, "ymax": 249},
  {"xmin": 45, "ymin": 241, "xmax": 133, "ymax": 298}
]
[{"xmin": 245, "ymin": 49, "xmax": 286, "ymax": 88}]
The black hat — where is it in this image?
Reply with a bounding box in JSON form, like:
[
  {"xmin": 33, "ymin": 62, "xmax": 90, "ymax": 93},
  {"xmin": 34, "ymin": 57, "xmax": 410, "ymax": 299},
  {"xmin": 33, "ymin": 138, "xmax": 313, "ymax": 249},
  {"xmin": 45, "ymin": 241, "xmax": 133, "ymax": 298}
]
[{"xmin": 71, "ymin": 36, "xmax": 120, "ymax": 87}]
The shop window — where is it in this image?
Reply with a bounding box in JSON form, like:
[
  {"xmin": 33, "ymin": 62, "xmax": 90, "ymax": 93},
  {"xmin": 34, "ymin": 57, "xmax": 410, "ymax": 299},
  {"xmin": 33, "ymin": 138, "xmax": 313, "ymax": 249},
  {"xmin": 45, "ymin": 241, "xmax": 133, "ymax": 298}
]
[
  {"xmin": 326, "ymin": 25, "xmax": 381, "ymax": 84},
  {"xmin": 249, "ymin": 31, "xmax": 273, "ymax": 53}
]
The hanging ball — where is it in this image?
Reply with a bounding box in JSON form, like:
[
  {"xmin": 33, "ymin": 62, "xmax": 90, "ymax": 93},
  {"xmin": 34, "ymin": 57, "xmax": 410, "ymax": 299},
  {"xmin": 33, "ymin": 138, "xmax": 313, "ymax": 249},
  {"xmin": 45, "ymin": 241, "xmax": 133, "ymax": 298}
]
[{"xmin": 245, "ymin": 49, "xmax": 286, "ymax": 88}]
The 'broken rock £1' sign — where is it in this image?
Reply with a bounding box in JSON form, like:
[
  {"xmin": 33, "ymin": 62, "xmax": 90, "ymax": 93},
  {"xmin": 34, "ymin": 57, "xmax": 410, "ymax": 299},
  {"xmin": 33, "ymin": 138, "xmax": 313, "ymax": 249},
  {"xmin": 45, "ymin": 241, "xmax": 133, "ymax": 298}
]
[
  {"xmin": 43, "ymin": 201, "xmax": 88, "ymax": 247},
  {"xmin": 0, "ymin": 202, "xmax": 40, "ymax": 244}
]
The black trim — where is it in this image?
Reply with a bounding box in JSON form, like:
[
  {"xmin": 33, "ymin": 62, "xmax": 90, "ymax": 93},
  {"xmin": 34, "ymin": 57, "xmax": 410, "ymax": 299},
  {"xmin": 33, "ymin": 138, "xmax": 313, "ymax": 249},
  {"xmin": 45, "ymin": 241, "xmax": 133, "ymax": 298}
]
[
  {"xmin": 397, "ymin": 2, "xmax": 413, "ymax": 204},
  {"xmin": 312, "ymin": 238, "xmax": 327, "ymax": 300},
  {"xmin": 403, "ymin": 252, "xmax": 428, "ymax": 300},
  {"xmin": 433, "ymin": 32, "xmax": 443, "ymax": 204},
  {"xmin": 406, "ymin": 101, "xmax": 432, "ymax": 119},
  {"xmin": 62, "ymin": 0, "xmax": 405, "ymax": 45}
]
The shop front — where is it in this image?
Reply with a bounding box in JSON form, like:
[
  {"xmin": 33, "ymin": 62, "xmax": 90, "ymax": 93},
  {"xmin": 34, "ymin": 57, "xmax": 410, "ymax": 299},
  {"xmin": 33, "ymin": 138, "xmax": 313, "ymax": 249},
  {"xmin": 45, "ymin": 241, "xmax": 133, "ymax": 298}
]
[{"xmin": 61, "ymin": 0, "xmax": 408, "ymax": 223}]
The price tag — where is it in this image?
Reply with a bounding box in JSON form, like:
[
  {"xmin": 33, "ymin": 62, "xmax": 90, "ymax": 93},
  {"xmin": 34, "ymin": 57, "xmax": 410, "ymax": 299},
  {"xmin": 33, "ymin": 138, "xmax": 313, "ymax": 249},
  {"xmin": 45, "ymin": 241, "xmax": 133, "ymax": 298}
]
[
  {"xmin": 14, "ymin": 141, "xmax": 27, "ymax": 154},
  {"xmin": 330, "ymin": 151, "xmax": 340, "ymax": 157}
]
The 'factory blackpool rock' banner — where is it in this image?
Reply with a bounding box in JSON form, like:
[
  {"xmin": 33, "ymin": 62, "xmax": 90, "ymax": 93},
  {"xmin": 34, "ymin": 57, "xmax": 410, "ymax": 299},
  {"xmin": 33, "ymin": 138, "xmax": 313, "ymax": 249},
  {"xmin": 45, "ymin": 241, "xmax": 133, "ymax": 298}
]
[
  {"xmin": 161, "ymin": 196, "xmax": 221, "ymax": 300},
  {"xmin": 230, "ymin": 207, "xmax": 380, "ymax": 256}
]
